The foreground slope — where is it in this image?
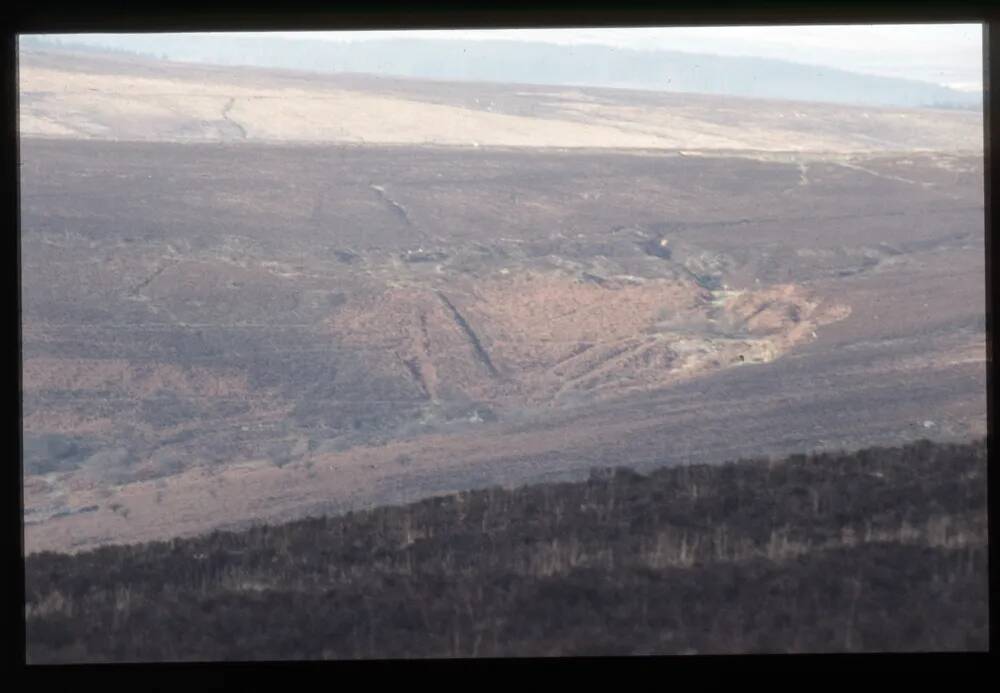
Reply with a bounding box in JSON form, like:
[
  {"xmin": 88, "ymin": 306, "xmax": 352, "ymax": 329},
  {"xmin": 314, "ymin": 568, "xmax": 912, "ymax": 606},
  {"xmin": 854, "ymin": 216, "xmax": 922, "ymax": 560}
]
[{"xmin": 25, "ymin": 439, "xmax": 988, "ymax": 660}]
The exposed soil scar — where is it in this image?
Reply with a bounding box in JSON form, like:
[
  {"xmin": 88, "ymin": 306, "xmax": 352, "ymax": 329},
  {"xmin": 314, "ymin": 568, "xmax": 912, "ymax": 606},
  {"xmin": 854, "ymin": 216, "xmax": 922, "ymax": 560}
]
[{"xmin": 436, "ymin": 291, "xmax": 500, "ymax": 378}]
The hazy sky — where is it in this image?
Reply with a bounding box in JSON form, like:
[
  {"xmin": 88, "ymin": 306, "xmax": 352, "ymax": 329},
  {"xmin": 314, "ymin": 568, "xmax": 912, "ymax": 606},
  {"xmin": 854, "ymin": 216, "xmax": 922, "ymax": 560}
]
[{"xmin": 45, "ymin": 24, "xmax": 984, "ymax": 91}]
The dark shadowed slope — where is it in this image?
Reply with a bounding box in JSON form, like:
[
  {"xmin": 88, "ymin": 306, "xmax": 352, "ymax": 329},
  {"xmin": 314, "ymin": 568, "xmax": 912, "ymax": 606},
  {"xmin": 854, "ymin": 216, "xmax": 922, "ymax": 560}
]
[{"xmin": 25, "ymin": 439, "xmax": 988, "ymax": 661}]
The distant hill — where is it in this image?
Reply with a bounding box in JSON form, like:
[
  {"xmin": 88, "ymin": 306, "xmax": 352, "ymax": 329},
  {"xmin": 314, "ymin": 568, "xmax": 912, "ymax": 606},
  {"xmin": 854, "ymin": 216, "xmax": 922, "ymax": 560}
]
[
  {"xmin": 16, "ymin": 46, "xmax": 983, "ymax": 152},
  {"xmin": 20, "ymin": 34, "xmax": 981, "ymax": 110}
]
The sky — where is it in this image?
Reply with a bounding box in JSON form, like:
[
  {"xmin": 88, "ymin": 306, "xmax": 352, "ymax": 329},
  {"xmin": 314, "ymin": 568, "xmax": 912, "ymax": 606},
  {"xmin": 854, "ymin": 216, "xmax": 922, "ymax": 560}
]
[
  {"xmin": 214, "ymin": 24, "xmax": 984, "ymax": 91},
  {"xmin": 39, "ymin": 24, "xmax": 984, "ymax": 92}
]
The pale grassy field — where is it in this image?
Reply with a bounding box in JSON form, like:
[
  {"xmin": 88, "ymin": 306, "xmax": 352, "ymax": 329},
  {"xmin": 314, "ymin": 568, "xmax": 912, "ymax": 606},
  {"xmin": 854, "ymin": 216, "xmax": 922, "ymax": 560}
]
[{"xmin": 19, "ymin": 53, "xmax": 983, "ymax": 153}]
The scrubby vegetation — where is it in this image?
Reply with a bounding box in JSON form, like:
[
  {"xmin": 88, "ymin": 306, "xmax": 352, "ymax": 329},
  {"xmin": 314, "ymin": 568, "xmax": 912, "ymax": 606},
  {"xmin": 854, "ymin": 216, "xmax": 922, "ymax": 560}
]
[{"xmin": 25, "ymin": 438, "xmax": 988, "ymax": 662}]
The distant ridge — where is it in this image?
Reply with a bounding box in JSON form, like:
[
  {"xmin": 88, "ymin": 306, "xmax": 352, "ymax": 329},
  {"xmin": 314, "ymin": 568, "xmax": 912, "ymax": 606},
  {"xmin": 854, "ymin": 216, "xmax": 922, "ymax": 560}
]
[
  {"xmin": 19, "ymin": 34, "xmax": 981, "ymax": 110},
  {"xmin": 20, "ymin": 46, "xmax": 981, "ymax": 152}
]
